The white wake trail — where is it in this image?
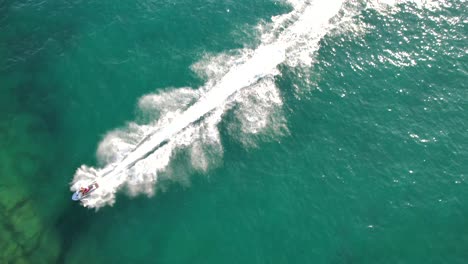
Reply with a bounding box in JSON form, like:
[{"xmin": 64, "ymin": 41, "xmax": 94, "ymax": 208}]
[{"xmin": 71, "ymin": 0, "xmax": 347, "ymax": 208}]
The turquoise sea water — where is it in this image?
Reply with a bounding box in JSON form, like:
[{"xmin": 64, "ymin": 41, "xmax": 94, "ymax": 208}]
[{"xmin": 1, "ymin": 0, "xmax": 467, "ymax": 263}]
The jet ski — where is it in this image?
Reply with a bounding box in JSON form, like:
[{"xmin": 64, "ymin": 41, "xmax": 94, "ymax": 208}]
[{"xmin": 72, "ymin": 182, "xmax": 99, "ymax": 201}]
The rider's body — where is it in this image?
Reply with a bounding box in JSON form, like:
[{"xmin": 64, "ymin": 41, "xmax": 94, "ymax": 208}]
[
  {"xmin": 80, "ymin": 187, "xmax": 90, "ymax": 195},
  {"xmin": 79, "ymin": 183, "xmax": 98, "ymax": 196}
]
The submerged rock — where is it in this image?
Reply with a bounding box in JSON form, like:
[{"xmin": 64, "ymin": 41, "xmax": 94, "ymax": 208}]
[
  {"xmin": 0, "ymin": 186, "xmax": 60, "ymax": 263},
  {"xmin": 0, "ymin": 110, "xmax": 61, "ymax": 263}
]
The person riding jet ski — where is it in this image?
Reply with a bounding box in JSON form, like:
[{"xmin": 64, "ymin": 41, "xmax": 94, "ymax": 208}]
[
  {"xmin": 80, "ymin": 186, "xmax": 91, "ymax": 195},
  {"xmin": 72, "ymin": 182, "xmax": 99, "ymax": 201}
]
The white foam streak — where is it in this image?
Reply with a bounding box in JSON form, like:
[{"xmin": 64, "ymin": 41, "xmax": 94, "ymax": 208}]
[
  {"xmin": 71, "ymin": 0, "xmax": 347, "ymax": 208},
  {"xmin": 112, "ymin": 44, "xmax": 285, "ymax": 174}
]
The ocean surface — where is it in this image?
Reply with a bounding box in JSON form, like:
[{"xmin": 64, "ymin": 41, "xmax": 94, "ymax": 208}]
[{"xmin": 1, "ymin": 0, "xmax": 467, "ymax": 263}]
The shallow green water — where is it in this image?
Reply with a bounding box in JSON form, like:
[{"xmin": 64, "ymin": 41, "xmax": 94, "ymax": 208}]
[{"xmin": 1, "ymin": 0, "xmax": 467, "ymax": 263}]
